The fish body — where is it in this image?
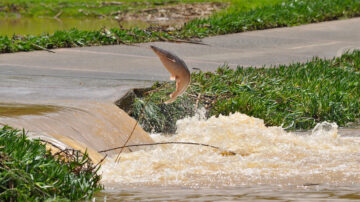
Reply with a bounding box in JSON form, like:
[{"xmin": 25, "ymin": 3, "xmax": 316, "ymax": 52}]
[{"xmin": 150, "ymin": 45, "xmax": 191, "ymax": 104}]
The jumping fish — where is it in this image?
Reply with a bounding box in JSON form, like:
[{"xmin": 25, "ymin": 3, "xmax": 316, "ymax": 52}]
[{"xmin": 150, "ymin": 45, "xmax": 191, "ymax": 104}]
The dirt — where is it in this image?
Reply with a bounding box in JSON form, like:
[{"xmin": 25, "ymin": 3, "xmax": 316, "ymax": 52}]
[{"xmin": 115, "ymin": 2, "xmax": 227, "ymax": 27}]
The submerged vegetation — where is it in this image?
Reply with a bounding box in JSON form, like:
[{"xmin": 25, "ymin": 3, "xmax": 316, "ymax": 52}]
[
  {"xmin": 0, "ymin": 126, "xmax": 102, "ymax": 201},
  {"xmin": 127, "ymin": 50, "xmax": 360, "ymax": 133},
  {"xmin": 1, "ymin": 0, "xmax": 360, "ymax": 53}
]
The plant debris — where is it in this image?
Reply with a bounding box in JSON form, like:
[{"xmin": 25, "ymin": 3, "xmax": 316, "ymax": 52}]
[{"xmin": 115, "ymin": 2, "xmax": 227, "ymax": 27}]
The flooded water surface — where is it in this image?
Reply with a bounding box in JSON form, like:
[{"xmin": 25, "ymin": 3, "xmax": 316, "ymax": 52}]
[
  {"xmin": 0, "ymin": 2, "xmax": 225, "ymax": 36},
  {"xmin": 1, "ymin": 101, "xmax": 360, "ymax": 200},
  {"xmin": 0, "ymin": 17, "xmax": 147, "ymax": 36},
  {"xmin": 96, "ymin": 185, "xmax": 360, "ymax": 201},
  {"xmin": 99, "ymin": 110, "xmax": 360, "ymax": 200}
]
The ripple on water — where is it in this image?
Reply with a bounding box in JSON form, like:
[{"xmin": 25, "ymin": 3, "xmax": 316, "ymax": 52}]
[{"xmin": 96, "ymin": 185, "xmax": 360, "ymax": 201}]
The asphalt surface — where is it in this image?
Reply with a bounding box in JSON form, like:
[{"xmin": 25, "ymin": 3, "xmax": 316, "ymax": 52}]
[{"xmin": 1, "ymin": 17, "xmax": 360, "ymax": 102}]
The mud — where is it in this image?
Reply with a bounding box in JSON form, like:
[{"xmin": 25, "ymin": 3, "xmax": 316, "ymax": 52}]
[{"xmin": 116, "ymin": 2, "xmax": 227, "ymax": 27}]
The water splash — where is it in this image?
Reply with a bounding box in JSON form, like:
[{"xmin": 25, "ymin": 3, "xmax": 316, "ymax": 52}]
[{"xmin": 101, "ymin": 112, "xmax": 360, "ymax": 187}]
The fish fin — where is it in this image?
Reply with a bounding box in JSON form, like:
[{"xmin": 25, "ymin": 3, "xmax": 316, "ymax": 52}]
[{"xmin": 165, "ymin": 81, "xmax": 178, "ymax": 104}]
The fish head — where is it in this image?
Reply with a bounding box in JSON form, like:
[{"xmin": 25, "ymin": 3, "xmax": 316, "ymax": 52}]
[
  {"xmin": 150, "ymin": 45, "xmax": 191, "ymax": 104},
  {"xmin": 150, "ymin": 45, "xmax": 189, "ymax": 74}
]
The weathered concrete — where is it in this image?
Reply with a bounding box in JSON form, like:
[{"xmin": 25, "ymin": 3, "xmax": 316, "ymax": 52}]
[
  {"xmin": 0, "ymin": 102, "xmax": 155, "ymax": 162},
  {"xmin": 1, "ymin": 18, "xmax": 360, "ymax": 101}
]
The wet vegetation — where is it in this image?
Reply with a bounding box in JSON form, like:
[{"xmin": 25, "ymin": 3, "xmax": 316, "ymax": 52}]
[
  {"xmin": 1, "ymin": 0, "xmax": 360, "ymax": 53},
  {"xmin": 127, "ymin": 50, "xmax": 360, "ymax": 133},
  {"xmin": 0, "ymin": 126, "xmax": 102, "ymax": 201}
]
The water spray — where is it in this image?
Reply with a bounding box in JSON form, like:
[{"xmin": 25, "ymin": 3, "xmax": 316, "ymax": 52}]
[{"xmin": 113, "ymin": 46, "xmax": 236, "ymax": 163}]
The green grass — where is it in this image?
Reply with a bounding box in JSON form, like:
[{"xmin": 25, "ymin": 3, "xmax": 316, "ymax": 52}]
[
  {"xmin": 0, "ymin": 126, "xmax": 102, "ymax": 201},
  {"xmin": 0, "ymin": 0, "xmax": 282, "ymax": 18},
  {"xmin": 1, "ymin": 0, "xmax": 359, "ymax": 53},
  {"xmin": 180, "ymin": 0, "xmax": 360, "ymax": 37},
  {"xmin": 126, "ymin": 50, "xmax": 360, "ymax": 133},
  {"xmin": 0, "ymin": 0, "xmax": 224, "ymax": 18}
]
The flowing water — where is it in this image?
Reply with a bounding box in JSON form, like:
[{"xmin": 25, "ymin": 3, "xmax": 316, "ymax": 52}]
[
  {"xmin": 2, "ymin": 102, "xmax": 360, "ymax": 200},
  {"xmin": 98, "ymin": 110, "xmax": 360, "ymax": 200},
  {"xmin": 96, "ymin": 185, "xmax": 360, "ymax": 201},
  {"xmin": 0, "ymin": 102, "xmax": 153, "ymax": 162}
]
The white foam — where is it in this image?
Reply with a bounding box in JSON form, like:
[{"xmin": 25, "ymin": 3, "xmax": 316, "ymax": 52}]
[{"xmin": 101, "ymin": 112, "xmax": 360, "ymax": 187}]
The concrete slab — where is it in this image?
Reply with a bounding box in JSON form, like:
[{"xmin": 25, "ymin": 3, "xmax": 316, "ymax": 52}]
[{"xmin": 1, "ymin": 17, "xmax": 360, "ymax": 102}]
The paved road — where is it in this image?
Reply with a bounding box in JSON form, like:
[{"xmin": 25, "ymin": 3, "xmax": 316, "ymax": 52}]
[{"xmin": 1, "ymin": 18, "xmax": 360, "ymax": 102}]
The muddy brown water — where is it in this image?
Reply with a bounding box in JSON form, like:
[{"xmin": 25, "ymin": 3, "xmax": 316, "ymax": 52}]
[
  {"xmin": 0, "ymin": 102, "xmax": 153, "ymax": 162},
  {"xmin": 0, "ymin": 17, "xmax": 147, "ymax": 36},
  {"xmin": 96, "ymin": 111, "xmax": 360, "ymax": 200},
  {"xmin": 0, "ymin": 2, "xmax": 226, "ymax": 36},
  {"xmin": 95, "ymin": 185, "xmax": 360, "ymax": 201},
  {"xmin": 1, "ymin": 102, "xmax": 360, "ymax": 200}
]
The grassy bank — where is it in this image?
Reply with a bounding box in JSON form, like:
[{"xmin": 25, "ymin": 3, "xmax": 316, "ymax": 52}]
[
  {"xmin": 125, "ymin": 50, "xmax": 360, "ymax": 133},
  {"xmin": 182, "ymin": 0, "xmax": 360, "ymax": 37},
  {"xmin": 1, "ymin": 0, "xmax": 360, "ymax": 53},
  {"xmin": 0, "ymin": 0, "xmax": 188, "ymax": 18},
  {"xmin": 0, "ymin": 0, "xmax": 278, "ymax": 18},
  {"xmin": 0, "ymin": 126, "xmax": 102, "ymax": 201}
]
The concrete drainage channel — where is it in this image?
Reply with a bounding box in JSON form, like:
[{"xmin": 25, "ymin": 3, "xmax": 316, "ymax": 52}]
[{"xmin": 0, "ymin": 100, "xmax": 155, "ymax": 164}]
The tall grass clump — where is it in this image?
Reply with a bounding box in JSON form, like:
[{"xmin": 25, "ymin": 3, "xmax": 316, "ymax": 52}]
[
  {"xmin": 0, "ymin": 126, "xmax": 102, "ymax": 201},
  {"xmin": 129, "ymin": 50, "xmax": 360, "ymax": 133},
  {"xmin": 130, "ymin": 82, "xmax": 197, "ymax": 133}
]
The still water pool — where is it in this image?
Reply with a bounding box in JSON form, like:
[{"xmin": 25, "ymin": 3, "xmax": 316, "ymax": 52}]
[{"xmin": 0, "ymin": 17, "xmax": 147, "ymax": 36}]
